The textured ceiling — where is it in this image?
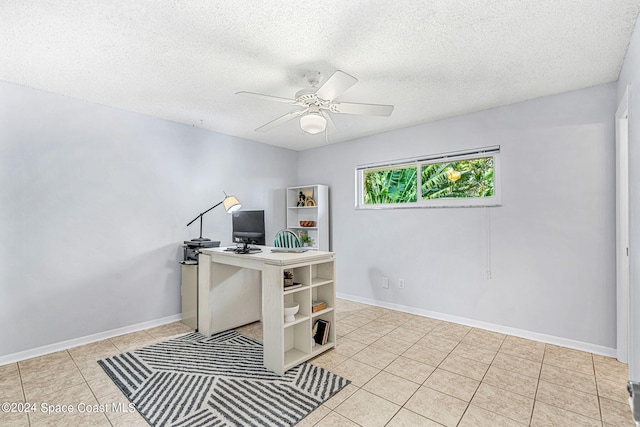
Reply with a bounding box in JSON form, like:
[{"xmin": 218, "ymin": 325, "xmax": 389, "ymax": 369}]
[{"xmin": 1, "ymin": 1, "xmax": 639, "ymax": 151}]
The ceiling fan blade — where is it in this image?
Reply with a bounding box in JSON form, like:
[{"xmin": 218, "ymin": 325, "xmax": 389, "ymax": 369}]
[
  {"xmin": 331, "ymin": 102, "xmax": 394, "ymax": 117},
  {"xmin": 321, "ymin": 111, "xmax": 337, "ymax": 134},
  {"xmin": 315, "ymin": 70, "xmax": 358, "ymax": 101},
  {"xmin": 255, "ymin": 109, "xmax": 306, "ymax": 132},
  {"xmin": 236, "ymin": 91, "xmax": 296, "ymax": 104}
]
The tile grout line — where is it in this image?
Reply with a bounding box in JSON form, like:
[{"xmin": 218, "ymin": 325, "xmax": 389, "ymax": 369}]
[
  {"xmin": 384, "ymin": 320, "xmax": 445, "ymax": 427},
  {"xmin": 15, "ymin": 360, "xmax": 34, "ymax": 427},
  {"xmin": 332, "ymin": 317, "xmax": 441, "ymax": 426},
  {"xmin": 538, "ymin": 343, "xmax": 608, "ymax": 425},
  {"xmin": 593, "ymin": 352, "xmax": 605, "ymax": 426},
  {"xmin": 337, "ymin": 317, "xmax": 409, "ymax": 425},
  {"xmin": 453, "ymin": 331, "xmax": 516, "ymax": 427},
  {"xmin": 452, "ymin": 327, "xmax": 477, "ymax": 427},
  {"xmin": 529, "ymin": 342, "xmax": 547, "ymax": 426}
]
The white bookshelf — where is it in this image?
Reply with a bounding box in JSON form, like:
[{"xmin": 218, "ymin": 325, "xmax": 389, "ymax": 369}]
[
  {"xmin": 263, "ymin": 257, "xmax": 336, "ymax": 372},
  {"xmin": 286, "ymin": 184, "xmax": 329, "ymax": 251}
]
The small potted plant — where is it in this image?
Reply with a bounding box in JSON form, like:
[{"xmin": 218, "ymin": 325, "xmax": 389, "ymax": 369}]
[
  {"xmin": 283, "ymin": 270, "xmax": 294, "ymax": 286},
  {"xmin": 300, "ymin": 234, "xmax": 313, "ymax": 247}
]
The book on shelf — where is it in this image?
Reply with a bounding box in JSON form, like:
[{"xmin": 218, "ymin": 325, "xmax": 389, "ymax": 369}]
[
  {"xmin": 312, "ymin": 300, "xmax": 327, "ymax": 312},
  {"xmin": 283, "ymin": 282, "xmax": 302, "ymax": 290},
  {"xmin": 312, "ymin": 319, "xmax": 330, "ymax": 345}
]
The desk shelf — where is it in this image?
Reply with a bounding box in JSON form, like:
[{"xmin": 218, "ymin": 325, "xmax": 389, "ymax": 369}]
[
  {"xmin": 311, "ymin": 341, "xmax": 335, "ymax": 357},
  {"xmin": 311, "ymin": 307, "xmax": 333, "ymax": 318},
  {"xmin": 199, "ymin": 248, "xmax": 336, "ymax": 376},
  {"xmin": 263, "ymin": 257, "xmax": 335, "ymax": 375},
  {"xmin": 284, "ymin": 285, "xmax": 309, "ymax": 295},
  {"xmin": 311, "ymin": 277, "xmax": 332, "ymax": 287},
  {"xmin": 284, "ymin": 314, "xmax": 309, "ymax": 328},
  {"xmin": 284, "ymin": 348, "xmax": 309, "ymax": 370}
]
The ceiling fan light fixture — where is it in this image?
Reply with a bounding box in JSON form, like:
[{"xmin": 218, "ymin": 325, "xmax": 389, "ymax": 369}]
[{"xmin": 299, "ymin": 112, "xmax": 326, "ymax": 134}]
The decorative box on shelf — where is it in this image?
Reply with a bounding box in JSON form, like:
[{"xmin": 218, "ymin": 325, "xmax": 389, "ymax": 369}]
[{"xmin": 312, "ymin": 300, "xmax": 327, "ymax": 312}]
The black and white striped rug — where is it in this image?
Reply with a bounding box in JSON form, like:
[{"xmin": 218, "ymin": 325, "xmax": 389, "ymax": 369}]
[{"xmin": 98, "ymin": 330, "xmax": 349, "ymax": 426}]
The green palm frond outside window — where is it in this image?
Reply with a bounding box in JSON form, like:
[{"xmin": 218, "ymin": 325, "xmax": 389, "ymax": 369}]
[
  {"xmin": 364, "ymin": 166, "xmax": 417, "ymax": 204},
  {"xmin": 421, "ymin": 157, "xmax": 494, "ymax": 200}
]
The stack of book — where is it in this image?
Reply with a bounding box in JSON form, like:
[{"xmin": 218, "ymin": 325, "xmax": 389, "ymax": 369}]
[
  {"xmin": 312, "ymin": 300, "xmax": 327, "ymax": 312},
  {"xmin": 313, "ymin": 319, "xmax": 330, "ymax": 345}
]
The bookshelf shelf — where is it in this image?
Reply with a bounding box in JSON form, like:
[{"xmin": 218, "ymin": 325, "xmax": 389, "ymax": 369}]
[
  {"xmin": 284, "ymin": 285, "xmax": 308, "ymax": 295},
  {"xmin": 311, "ymin": 341, "xmax": 335, "ymax": 357},
  {"xmin": 311, "ymin": 307, "xmax": 333, "ymax": 318},
  {"xmin": 311, "ymin": 277, "xmax": 333, "ymax": 287},
  {"xmin": 284, "ymin": 348, "xmax": 308, "ymax": 369},
  {"xmin": 284, "ymin": 314, "xmax": 309, "ymax": 328}
]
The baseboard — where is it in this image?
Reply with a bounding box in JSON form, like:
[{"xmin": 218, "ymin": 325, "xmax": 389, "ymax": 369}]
[
  {"xmin": 0, "ymin": 314, "xmax": 183, "ymax": 366},
  {"xmin": 337, "ymin": 293, "xmax": 617, "ymax": 358}
]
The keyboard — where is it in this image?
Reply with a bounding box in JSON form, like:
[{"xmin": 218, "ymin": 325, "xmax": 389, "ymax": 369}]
[{"xmin": 224, "ymin": 247, "xmax": 262, "ymax": 254}]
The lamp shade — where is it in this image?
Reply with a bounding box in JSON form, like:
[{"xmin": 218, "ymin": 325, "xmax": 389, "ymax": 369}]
[
  {"xmin": 300, "ymin": 113, "xmax": 327, "ymax": 134},
  {"xmin": 223, "ymin": 195, "xmax": 241, "ymax": 212}
]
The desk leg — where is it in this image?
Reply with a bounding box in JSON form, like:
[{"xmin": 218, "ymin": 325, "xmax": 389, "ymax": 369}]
[
  {"xmin": 262, "ymin": 264, "xmax": 284, "ymax": 375},
  {"xmin": 197, "ymin": 253, "xmax": 212, "ymax": 336}
]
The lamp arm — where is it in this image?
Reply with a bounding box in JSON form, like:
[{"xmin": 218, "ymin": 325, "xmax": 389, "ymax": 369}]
[{"xmin": 186, "ymin": 200, "xmax": 224, "ymax": 227}]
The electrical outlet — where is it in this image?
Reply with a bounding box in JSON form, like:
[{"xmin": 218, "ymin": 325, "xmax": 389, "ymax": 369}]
[
  {"xmin": 399, "ymin": 279, "xmax": 405, "ymax": 289},
  {"xmin": 382, "ymin": 277, "xmax": 389, "ymax": 289}
]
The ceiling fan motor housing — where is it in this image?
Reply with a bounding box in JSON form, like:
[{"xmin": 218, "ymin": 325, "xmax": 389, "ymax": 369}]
[{"xmin": 295, "ymin": 88, "xmax": 322, "ymax": 104}]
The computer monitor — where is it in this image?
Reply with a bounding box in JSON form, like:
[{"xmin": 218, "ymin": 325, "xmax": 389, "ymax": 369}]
[{"xmin": 232, "ymin": 210, "xmax": 265, "ymax": 248}]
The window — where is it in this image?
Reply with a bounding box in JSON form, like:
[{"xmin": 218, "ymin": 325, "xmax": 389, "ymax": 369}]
[
  {"xmin": 363, "ymin": 165, "xmax": 417, "ymax": 205},
  {"xmin": 356, "ymin": 146, "xmax": 501, "ymax": 208}
]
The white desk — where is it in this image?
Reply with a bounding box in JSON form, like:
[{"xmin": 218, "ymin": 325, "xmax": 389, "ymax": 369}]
[{"xmin": 198, "ymin": 246, "xmax": 336, "ymax": 374}]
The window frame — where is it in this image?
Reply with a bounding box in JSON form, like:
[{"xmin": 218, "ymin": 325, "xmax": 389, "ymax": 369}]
[{"xmin": 355, "ymin": 146, "xmax": 501, "ymax": 209}]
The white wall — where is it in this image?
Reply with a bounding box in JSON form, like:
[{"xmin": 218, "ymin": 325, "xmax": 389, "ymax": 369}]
[
  {"xmin": 618, "ymin": 15, "xmax": 640, "ymax": 380},
  {"xmin": 298, "ymin": 83, "xmax": 617, "ymax": 352},
  {"xmin": 0, "ymin": 78, "xmax": 620, "ymax": 360},
  {"xmin": 0, "ymin": 81, "xmax": 298, "ymax": 358}
]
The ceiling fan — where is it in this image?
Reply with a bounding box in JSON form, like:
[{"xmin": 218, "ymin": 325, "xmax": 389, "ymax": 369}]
[{"xmin": 236, "ymin": 70, "xmax": 394, "ymax": 135}]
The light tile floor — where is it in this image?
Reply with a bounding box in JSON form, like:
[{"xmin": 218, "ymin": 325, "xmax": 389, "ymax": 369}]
[{"xmin": 0, "ymin": 299, "xmax": 634, "ymax": 426}]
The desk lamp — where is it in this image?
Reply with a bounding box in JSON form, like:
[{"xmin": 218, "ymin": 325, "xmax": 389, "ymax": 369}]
[{"xmin": 187, "ymin": 192, "xmax": 241, "ymax": 242}]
